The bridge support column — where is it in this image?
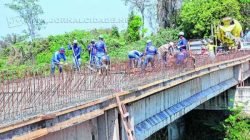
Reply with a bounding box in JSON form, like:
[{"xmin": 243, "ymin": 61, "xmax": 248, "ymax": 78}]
[
  {"xmin": 167, "ymin": 118, "xmax": 185, "ymax": 140},
  {"xmin": 98, "ymin": 109, "xmax": 120, "ymax": 140}
]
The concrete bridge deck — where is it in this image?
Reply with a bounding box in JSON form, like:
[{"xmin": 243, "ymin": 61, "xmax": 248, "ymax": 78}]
[{"xmin": 1, "ymin": 51, "xmax": 250, "ymax": 140}]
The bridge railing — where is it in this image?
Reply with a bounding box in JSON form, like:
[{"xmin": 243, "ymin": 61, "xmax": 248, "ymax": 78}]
[{"xmin": 0, "ymin": 51, "xmax": 249, "ymax": 126}]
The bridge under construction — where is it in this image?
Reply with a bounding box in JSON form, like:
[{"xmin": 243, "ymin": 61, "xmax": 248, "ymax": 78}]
[{"xmin": 1, "ymin": 51, "xmax": 250, "ymax": 140}]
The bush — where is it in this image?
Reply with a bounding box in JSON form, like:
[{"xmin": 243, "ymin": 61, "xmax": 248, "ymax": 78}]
[
  {"xmin": 223, "ymin": 108, "xmax": 250, "ymax": 140},
  {"xmin": 111, "ymin": 26, "xmax": 120, "ymax": 38},
  {"xmin": 180, "ymin": 0, "xmax": 242, "ymax": 38},
  {"xmin": 126, "ymin": 12, "xmax": 143, "ymax": 42}
]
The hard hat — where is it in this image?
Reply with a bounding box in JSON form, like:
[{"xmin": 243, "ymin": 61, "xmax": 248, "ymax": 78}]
[
  {"xmin": 91, "ymin": 39, "xmax": 95, "ymax": 44},
  {"xmin": 146, "ymin": 40, "xmax": 152, "ymax": 43},
  {"xmin": 179, "ymin": 32, "xmax": 184, "ymax": 36},
  {"xmin": 99, "ymin": 35, "xmax": 104, "ymax": 39},
  {"xmin": 59, "ymin": 47, "xmax": 65, "ymax": 53},
  {"xmin": 169, "ymin": 42, "xmax": 174, "ymax": 46},
  {"xmin": 73, "ymin": 40, "xmax": 78, "ymax": 44}
]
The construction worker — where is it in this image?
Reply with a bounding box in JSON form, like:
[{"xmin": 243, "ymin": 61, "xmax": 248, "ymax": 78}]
[
  {"xmin": 158, "ymin": 42, "xmax": 174, "ymax": 64},
  {"xmin": 245, "ymin": 28, "xmax": 249, "ymax": 35},
  {"xmin": 51, "ymin": 47, "xmax": 67, "ymax": 75},
  {"xmin": 176, "ymin": 49, "xmax": 187, "ymax": 65},
  {"xmin": 87, "ymin": 39, "xmax": 96, "ymax": 66},
  {"xmin": 128, "ymin": 50, "xmax": 143, "ymax": 68},
  {"xmin": 142, "ymin": 40, "xmax": 158, "ymax": 70},
  {"xmin": 245, "ymin": 28, "xmax": 250, "ymax": 42},
  {"xmin": 207, "ymin": 40, "xmax": 216, "ymax": 61},
  {"xmin": 95, "ymin": 35, "xmax": 108, "ymax": 69},
  {"xmin": 68, "ymin": 40, "xmax": 82, "ymax": 70},
  {"xmin": 177, "ymin": 32, "xmax": 188, "ymax": 51}
]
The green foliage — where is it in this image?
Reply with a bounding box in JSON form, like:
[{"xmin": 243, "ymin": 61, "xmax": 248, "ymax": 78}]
[
  {"xmin": 6, "ymin": 0, "xmax": 45, "ymax": 40},
  {"xmin": 111, "ymin": 26, "xmax": 120, "ymax": 38},
  {"xmin": 0, "ymin": 27, "xmax": 179, "ymax": 75},
  {"xmin": 180, "ymin": 0, "xmax": 242, "ymax": 38},
  {"xmin": 150, "ymin": 28, "xmax": 180, "ymax": 47},
  {"xmin": 238, "ymin": 0, "xmax": 250, "ymax": 29},
  {"xmin": 223, "ymin": 108, "xmax": 250, "ymax": 140},
  {"xmin": 126, "ymin": 12, "xmax": 143, "ymax": 42}
]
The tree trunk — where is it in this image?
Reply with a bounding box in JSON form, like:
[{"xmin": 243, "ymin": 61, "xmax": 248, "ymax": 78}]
[{"xmin": 157, "ymin": 0, "xmax": 182, "ymax": 28}]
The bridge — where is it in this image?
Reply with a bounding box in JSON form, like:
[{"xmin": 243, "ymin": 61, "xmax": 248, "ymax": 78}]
[{"xmin": 1, "ymin": 51, "xmax": 250, "ymax": 140}]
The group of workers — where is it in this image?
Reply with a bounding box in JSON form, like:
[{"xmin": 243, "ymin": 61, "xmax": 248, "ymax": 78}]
[
  {"xmin": 50, "ymin": 35, "xmax": 109, "ymax": 74},
  {"xmin": 128, "ymin": 31, "xmax": 189, "ymax": 70},
  {"xmin": 50, "ymin": 31, "xmax": 190, "ymax": 74},
  {"xmin": 54, "ymin": 29, "xmax": 250, "ymax": 74}
]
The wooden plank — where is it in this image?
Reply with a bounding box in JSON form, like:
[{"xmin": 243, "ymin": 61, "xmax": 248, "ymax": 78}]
[
  {"xmin": 12, "ymin": 110, "xmax": 104, "ymax": 140},
  {"xmin": 13, "ymin": 129, "xmax": 48, "ymax": 140},
  {"xmin": 115, "ymin": 95, "xmax": 135, "ymax": 140},
  {"xmin": 0, "ymin": 117, "xmax": 43, "ymax": 134}
]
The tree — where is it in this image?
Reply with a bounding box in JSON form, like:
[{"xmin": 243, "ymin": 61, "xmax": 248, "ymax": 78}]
[
  {"xmin": 6, "ymin": 0, "xmax": 45, "ymax": 41},
  {"xmin": 238, "ymin": 0, "xmax": 250, "ymax": 29},
  {"xmin": 180, "ymin": 0, "xmax": 242, "ymax": 38},
  {"xmin": 123, "ymin": 0, "xmax": 153, "ymax": 28},
  {"xmin": 157, "ymin": 0, "xmax": 182, "ymax": 28},
  {"xmin": 126, "ymin": 12, "xmax": 143, "ymax": 42},
  {"xmin": 146, "ymin": 2, "xmax": 158, "ymax": 33}
]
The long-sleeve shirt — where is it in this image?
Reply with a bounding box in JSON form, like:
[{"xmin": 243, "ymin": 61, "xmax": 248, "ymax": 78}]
[
  {"xmin": 128, "ymin": 50, "xmax": 143, "ymax": 58},
  {"xmin": 145, "ymin": 45, "xmax": 158, "ymax": 55},
  {"xmin": 68, "ymin": 44, "xmax": 82, "ymax": 59},
  {"xmin": 87, "ymin": 44, "xmax": 96, "ymax": 56},
  {"xmin": 178, "ymin": 37, "xmax": 188, "ymax": 48},
  {"xmin": 245, "ymin": 31, "xmax": 250, "ymax": 42},
  {"xmin": 95, "ymin": 40, "xmax": 107, "ymax": 54},
  {"xmin": 51, "ymin": 51, "xmax": 66, "ymax": 63}
]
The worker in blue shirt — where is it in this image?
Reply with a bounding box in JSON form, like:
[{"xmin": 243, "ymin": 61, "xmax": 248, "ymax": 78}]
[
  {"xmin": 95, "ymin": 35, "xmax": 108, "ymax": 69},
  {"xmin": 176, "ymin": 49, "xmax": 187, "ymax": 65},
  {"xmin": 143, "ymin": 40, "xmax": 158, "ymax": 70},
  {"xmin": 87, "ymin": 39, "xmax": 96, "ymax": 66},
  {"xmin": 51, "ymin": 47, "xmax": 67, "ymax": 75},
  {"xmin": 68, "ymin": 40, "xmax": 82, "ymax": 70},
  {"xmin": 177, "ymin": 32, "xmax": 188, "ymax": 51},
  {"xmin": 128, "ymin": 50, "xmax": 143, "ymax": 68},
  {"xmin": 244, "ymin": 29, "xmax": 250, "ymax": 42}
]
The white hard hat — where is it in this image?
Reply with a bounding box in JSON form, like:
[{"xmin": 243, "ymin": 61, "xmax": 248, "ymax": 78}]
[
  {"xmin": 73, "ymin": 40, "xmax": 78, "ymax": 44},
  {"xmin": 169, "ymin": 42, "xmax": 174, "ymax": 46},
  {"xmin": 179, "ymin": 32, "xmax": 184, "ymax": 36},
  {"xmin": 146, "ymin": 40, "xmax": 152, "ymax": 43}
]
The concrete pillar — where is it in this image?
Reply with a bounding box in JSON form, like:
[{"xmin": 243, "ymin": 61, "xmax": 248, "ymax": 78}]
[
  {"xmin": 167, "ymin": 118, "xmax": 185, "ymax": 140},
  {"xmin": 97, "ymin": 109, "xmax": 120, "ymax": 140},
  {"xmin": 233, "ymin": 64, "xmax": 241, "ymax": 82},
  {"xmin": 228, "ymin": 88, "xmax": 236, "ymax": 108}
]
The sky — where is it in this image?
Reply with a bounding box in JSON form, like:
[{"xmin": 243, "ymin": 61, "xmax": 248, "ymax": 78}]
[{"xmin": 0, "ymin": 0, "xmax": 130, "ymax": 38}]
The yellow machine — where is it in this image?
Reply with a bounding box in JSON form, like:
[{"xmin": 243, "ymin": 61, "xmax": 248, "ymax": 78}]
[{"xmin": 216, "ymin": 17, "xmax": 243, "ymax": 48}]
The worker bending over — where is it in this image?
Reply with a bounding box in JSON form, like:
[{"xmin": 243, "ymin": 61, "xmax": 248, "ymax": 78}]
[
  {"xmin": 128, "ymin": 50, "xmax": 143, "ymax": 68},
  {"xmin": 51, "ymin": 47, "xmax": 67, "ymax": 75},
  {"xmin": 158, "ymin": 42, "xmax": 174, "ymax": 65}
]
